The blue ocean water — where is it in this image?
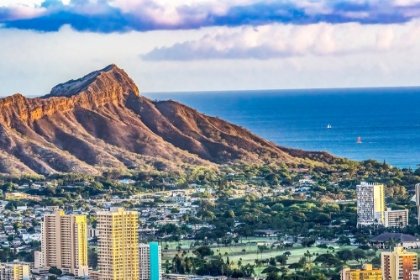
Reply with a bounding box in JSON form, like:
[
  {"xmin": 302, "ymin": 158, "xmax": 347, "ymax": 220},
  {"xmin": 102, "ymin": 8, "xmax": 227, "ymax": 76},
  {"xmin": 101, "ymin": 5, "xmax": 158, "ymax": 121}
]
[{"xmin": 147, "ymin": 87, "xmax": 420, "ymax": 169}]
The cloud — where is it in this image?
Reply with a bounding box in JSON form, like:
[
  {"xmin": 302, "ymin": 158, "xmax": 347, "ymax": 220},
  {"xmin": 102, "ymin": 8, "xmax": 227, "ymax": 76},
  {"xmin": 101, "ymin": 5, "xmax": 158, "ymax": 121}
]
[
  {"xmin": 376, "ymin": 26, "xmax": 396, "ymax": 50},
  {"xmin": 2, "ymin": 0, "xmax": 420, "ymax": 33},
  {"xmin": 142, "ymin": 22, "xmax": 420, "ymax": 61}
]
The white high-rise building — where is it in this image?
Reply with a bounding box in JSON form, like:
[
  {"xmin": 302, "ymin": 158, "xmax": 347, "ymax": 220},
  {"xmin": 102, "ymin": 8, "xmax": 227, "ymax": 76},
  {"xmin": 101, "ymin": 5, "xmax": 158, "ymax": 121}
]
[
  {"xmin": 356, "ymin": 182, "xmax": 385, "ymax": 227},
  {"xmin": 415, "ymin": 183, "xmax": 420, "ymax": 225},
  {"xmin": 139, "ymin": 244, "xmax": 150, "ymax": 280}
]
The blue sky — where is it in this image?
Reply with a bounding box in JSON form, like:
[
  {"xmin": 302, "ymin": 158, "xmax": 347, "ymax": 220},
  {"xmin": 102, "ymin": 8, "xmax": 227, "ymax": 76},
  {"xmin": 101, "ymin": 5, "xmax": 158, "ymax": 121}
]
[{"xmin": 1, "ymin": 0, "xmax": 420, "ymax": 95}]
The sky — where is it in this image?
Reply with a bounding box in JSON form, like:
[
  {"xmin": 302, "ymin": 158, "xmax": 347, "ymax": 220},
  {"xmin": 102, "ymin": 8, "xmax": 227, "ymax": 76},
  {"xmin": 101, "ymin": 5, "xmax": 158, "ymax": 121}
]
[{"xmin": 2, "ymin": 0, "xmax": 420, "ymax": 95}]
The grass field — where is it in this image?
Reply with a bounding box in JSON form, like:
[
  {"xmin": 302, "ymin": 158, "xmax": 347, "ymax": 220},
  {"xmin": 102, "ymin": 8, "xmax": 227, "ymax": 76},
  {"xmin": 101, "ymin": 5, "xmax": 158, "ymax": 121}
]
[{"xmin": 160, "ymin": 238, "xmax": 358, "ymax": 276}]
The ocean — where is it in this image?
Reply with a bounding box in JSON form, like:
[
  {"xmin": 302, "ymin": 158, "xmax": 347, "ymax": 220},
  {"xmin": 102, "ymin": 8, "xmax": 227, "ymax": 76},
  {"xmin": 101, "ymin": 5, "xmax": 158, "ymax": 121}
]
[{"xmin": 147, "ymin": 87, "xmax": 420, "ymax": 169}]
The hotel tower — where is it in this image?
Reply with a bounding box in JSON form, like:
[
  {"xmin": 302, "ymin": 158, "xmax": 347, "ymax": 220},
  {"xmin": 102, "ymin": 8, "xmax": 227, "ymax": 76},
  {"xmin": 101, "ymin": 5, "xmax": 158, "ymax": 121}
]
[{"xmin": 97, "ymin": 207, "xmax": 139, "ymax": 280}]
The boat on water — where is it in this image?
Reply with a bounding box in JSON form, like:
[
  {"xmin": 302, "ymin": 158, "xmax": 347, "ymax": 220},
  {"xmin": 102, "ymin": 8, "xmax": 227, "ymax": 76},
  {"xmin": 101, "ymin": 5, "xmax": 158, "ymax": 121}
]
[
  {"xmin": 357, "ymin": 137, "xmax": 362, "ymax": 143},
  {"xmin": 327, "ymin": 124, "xmax": 332, "ymax": 129}
]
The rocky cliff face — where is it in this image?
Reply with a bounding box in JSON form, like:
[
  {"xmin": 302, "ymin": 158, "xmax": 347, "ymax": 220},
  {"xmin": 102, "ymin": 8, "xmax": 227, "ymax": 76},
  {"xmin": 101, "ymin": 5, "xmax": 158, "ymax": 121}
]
[{"xmin": 0, "ymin": 65, "xmax": 333, "ymax": 175}]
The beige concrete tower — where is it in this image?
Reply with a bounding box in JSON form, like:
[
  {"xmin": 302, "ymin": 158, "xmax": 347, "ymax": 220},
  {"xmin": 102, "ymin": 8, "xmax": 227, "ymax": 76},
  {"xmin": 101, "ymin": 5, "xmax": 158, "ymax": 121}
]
[
  {"xmin": 41, "ymin": 210, "xmax": 88, "ymax": 277},
  {"xmin": 97, "ymin": 207, "xmax": 139, "ymax": 280}
]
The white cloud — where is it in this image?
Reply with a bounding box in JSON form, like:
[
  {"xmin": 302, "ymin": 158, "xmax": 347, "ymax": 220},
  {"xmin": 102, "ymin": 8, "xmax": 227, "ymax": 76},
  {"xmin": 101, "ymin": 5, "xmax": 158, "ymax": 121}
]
[
  {"xmin": 2, "ymin": 0, "xmax": 420, "ymax": 33},
  {"xmin": 0, "ymin": 0, "xmax": 44, "ymax": 7},
  {"xmin": 376, "ymin": 26, "xmax": 396, "ymax": 50},
  {"xmin": 394, "ymin": 0, "xmax": 420, "ymax": 6},
  {"xmin": 143, "ymin": 22, "xmax": 420, "ymax": 60},
  {"xmin": 1, "ymin": 10, "xmax": 420, "ymax": 94}
]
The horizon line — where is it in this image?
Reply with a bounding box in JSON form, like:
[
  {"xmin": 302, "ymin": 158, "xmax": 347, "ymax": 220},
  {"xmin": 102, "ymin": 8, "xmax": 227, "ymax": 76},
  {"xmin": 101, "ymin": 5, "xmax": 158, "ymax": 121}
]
[
  {"xmin": 1, "ymin": 85, "xmax": 420, "ymax": 98},
  {"xmin": 144, "ymin": 85, "xmax": 420, "ymax": 95}
]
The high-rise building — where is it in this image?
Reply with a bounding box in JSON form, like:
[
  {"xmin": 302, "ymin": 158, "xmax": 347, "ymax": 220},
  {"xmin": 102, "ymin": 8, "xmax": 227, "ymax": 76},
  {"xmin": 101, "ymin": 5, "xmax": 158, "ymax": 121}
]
[
  {"xmin": 382, "ymin": 247, "xmax": 418, "ymax": 280},
  {"xmin": 150, "ymin": 242, "xmax": 162, "ymax": 280},
  {"xmin": 415, "ymin": 183, "xmax": 420, "ymax": 225},
  {"xmin": 0, "ymin": 262, "xmax": 30, "ymax": 280},
  {"xmin": 41, "ymin": 210, "xmax": 88, "ymax": 277},
  {"xmin": 384, "ymin": 208, "xmax": 409, "ymax": 228},
  {"xmin": 139, "ymin": 244, "xmax": 150, "ymax": 280},
  {"xmin": 97, "ymin": 207, "xmax": 139, "ymax": 280},
  {"xmin": 356, "ymin": 182, "xmax": 385, "ymax": 227},
  {"xmin": 340, "ymin": 264, "xmax": 382, "ymax": 280},
  {"xmin": 139, "ymin": 242, "xmax": 162, "ymax": 280}
]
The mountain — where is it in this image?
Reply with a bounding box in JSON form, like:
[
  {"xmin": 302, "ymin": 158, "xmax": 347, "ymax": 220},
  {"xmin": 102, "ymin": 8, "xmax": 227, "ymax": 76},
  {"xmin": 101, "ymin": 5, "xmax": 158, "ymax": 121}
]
[{"xmin": 0, "ymin": 65, "xmax": 335, "ymax": 175}]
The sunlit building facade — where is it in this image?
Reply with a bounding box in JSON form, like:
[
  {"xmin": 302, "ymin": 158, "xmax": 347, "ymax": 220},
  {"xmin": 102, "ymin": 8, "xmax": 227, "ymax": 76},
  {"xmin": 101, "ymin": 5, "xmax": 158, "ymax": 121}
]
[
  {"xmin": 41, "ymin": 210, "xmax": 88, "ymax": 277},
  {"xmin": 341, "ymin": 264, "xmax": 381, "ymax": 280},
  {"xmin": 382, "ymin": 247, "xmax": 418, "ymax": 280},
  {"xmin": 97, "ymin": 207, "xmax": 139, "ymax": 280}
]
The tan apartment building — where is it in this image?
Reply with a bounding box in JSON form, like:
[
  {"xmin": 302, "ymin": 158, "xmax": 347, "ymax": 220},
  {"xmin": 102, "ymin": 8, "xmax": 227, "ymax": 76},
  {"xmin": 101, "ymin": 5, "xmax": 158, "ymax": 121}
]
[
  {"xmin": 41, "ymin": 210, "xmax": 88, "ymax": 277},
  {"xmin": 384, "ymin": 208, "xmax": 409, "ymax": 228},
  {"xmin": 340, "ymin": 264, "xmax": 382, "ymax": 280},
  {"xmin": 0, "ymin": 262, "xmax": 30, "ymax": 280},
  {"xmin": 382, "ymin": 247, "xmax": 418, "ymax": 280},
  {"xmin": 357, "ymin": 182, "xmax": 385, "ymax": 227},
  {"xmin": 97, "ymin": 207, "xmax": 139, "ymax": 280}
]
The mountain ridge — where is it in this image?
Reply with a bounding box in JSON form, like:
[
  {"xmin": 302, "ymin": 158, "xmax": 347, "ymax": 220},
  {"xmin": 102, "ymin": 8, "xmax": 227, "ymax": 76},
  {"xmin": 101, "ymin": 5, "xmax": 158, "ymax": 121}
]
[{"xmin": 0, "ymin": 64, "xmax": 335, "ymax": 175}]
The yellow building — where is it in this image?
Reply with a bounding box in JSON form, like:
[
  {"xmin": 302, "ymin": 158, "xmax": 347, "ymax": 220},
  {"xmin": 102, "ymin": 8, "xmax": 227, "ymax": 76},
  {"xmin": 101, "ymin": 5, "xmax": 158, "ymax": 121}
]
[
  {"xmin": 97, "ymin": 207, "xmax": 139, "ymax": 280},
  {"xmin": 5, "ymin": 192, "xmax": 29, "ymax": 200},
  {"xmin": 42, "ymin": 210, "xmax": 88, "ymax": 277},
  {"xmin": 382, "ymin": 247, "xmax": 418, "ymax": 280},
  {"xmin": 4, "ymin": 192, "xmax": 41, "ymax": 201},
  {"xmin": 341, "ymin": 264, "xmax": 382, "ymax": 280},
  {"xmin": 357, "ymin": 182, "xmax": 385, "ymax": 226},
  {"xmin": 0, "ymin": 262, "xmax": 30, "ymax": 280}
]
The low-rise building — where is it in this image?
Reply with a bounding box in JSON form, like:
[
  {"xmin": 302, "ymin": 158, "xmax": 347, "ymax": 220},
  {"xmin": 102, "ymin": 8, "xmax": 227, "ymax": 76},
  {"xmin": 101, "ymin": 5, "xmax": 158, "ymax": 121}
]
[
  {"xmin": 0, "ymin": 262, "xmax": 30, "ymax": 280},
  {"xmin": 384, "ymin": 208, "xmax": 409, "ymax": 228},
  {"xmin": 340, "ymin": 264, "xmax": 381, "ymax": 280},
  {"xmin": 371, "ymin": 233, "xmax": 420, "ymax": 249}
]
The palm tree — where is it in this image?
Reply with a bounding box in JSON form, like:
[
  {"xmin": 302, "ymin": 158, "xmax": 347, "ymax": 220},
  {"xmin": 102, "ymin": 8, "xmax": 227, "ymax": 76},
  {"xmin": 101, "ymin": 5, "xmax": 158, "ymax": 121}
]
[
  {"xmin": 386, "ymin": 238, "xmax": 400, "ymax": 251},
  {"xmin": 398, "ymin": 215, "xmax": 403, "ymax": 231}
]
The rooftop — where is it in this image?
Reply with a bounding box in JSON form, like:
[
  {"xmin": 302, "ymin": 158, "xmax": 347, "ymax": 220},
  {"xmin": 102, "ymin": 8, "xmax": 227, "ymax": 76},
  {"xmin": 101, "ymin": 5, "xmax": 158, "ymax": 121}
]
[{"xmin": 370, "ymin": 233, "xmax": 417, "ymax": 242}]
